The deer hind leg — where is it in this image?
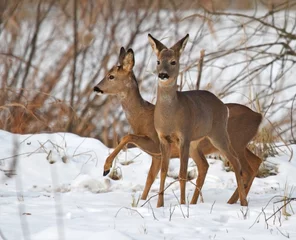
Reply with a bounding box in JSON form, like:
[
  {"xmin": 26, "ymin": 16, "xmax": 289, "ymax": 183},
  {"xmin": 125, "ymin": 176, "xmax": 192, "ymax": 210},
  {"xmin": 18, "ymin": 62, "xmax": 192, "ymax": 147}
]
[
  {"xmin": 245, "ymin": 148, "xmax": 262, "ymax": 194},
  {"xmin": 103, "ymin": 134, "xmax": 160, "ymax": 176},
  {"xmin": 246, "ymin": 148, "xmax": 262, "ymax": 175},
  {"xmin": 141, "ymin": 156, "xmax": 161, "ymax": 200},
  {"xmin": 228, "ymin": 148, "xmax": 262, "ymax": 203},
  {"xmin": 209, "ymin": 129, "xmax": 248, "ymax": 206},
  {"xmin": 227, "ymin": 148, "xmax": 253, "ymax": 204},
  {"xmin": 157, "ymin": 137, "xmax": 171, "ymax": 208},
  {"xmin": 189, "ymin": 143, "xmax": 209, "ymax": 204},
  {"xmin": 179, "ymin": 139, "xmax": 190, "ymax": 205}
]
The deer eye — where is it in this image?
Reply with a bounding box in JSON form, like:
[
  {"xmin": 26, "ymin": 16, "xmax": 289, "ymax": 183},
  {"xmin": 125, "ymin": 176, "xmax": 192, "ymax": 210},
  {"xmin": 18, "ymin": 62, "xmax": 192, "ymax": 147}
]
[
  {"xmin": 109, "ymin": 75, "xmax": 114, "ymax": 80},
  {"xmin": 157, "ymin": 60, "xmax": 160, "ymax": 65},
  {"xmin": 171, "ymin": 61, "xmax": 176, "ymax": 65}
]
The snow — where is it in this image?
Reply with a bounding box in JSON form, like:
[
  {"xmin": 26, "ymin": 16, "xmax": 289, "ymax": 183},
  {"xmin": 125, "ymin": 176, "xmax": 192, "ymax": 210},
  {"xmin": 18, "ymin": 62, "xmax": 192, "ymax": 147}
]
[{"xmin": 0, "ymin": 130, "xmax": 295, "ymax": 240}]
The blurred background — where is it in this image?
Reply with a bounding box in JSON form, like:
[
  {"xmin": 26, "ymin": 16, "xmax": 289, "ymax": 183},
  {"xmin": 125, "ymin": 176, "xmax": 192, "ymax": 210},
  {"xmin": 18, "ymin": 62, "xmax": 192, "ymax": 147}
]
[{"xmin": 0, "ymin": 0, "xmax": 295, "ymax": 160}]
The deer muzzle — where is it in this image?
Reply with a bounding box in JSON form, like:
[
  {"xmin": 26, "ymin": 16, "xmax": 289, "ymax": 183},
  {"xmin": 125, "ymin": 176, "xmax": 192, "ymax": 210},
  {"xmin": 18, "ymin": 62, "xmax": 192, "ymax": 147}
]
[
  {"xmin": 93, "ymin": 86, "xmax": 104, "ymax": 95},
  {"xmin": 158, "ymin": 72, "xmax": 169, "ymax": 80}
]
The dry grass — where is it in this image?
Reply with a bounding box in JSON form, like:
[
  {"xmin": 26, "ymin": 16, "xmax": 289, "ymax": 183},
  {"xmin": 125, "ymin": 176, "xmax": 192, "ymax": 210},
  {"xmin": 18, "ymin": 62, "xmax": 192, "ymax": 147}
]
[{"xmin": 108, "ymin": 166, "xmax": 122, "ymax": 181}]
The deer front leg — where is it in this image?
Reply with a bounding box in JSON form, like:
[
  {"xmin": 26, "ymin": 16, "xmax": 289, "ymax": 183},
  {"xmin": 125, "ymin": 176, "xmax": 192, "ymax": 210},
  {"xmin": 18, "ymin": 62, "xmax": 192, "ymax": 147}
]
[
  {"xmin": 179, "ymin": 140, "xmax": 190, "ymax": 205},
  {"xmin": 103, "ymin": 134, "xmax": 160, "ymax": 176},
  {"xmin": 157, "ymin": 138, "xmax": 171, "ymax": 208}
]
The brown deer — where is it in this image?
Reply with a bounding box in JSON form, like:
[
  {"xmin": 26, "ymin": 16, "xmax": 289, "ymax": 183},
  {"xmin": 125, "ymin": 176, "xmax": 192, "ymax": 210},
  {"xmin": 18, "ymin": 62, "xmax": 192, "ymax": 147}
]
[
  {"xmin": 94, "ymin": 47, "xmax": 262, "ymax": 206},
  {"xmin": 147, "ymin": 33, "xmax": 258, "ymax": 207}
]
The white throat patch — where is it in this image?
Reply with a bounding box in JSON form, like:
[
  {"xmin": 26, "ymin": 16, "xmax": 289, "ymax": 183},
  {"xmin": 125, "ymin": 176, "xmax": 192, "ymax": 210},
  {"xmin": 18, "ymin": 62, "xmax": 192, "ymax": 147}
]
[{"xmin": 158, "ymin": 77, "xmax": 169, "ymax": 82}]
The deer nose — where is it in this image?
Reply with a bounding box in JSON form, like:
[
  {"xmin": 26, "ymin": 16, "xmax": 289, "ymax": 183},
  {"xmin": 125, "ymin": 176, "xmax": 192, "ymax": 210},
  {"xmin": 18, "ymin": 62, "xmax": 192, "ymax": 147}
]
[
  {"xmin": 93, "ymin": 86, "xmax": 104, "ymax": 94},
  {"xmin": 158, "ymin": 73, "xmax": 169, "ymax": 80}
]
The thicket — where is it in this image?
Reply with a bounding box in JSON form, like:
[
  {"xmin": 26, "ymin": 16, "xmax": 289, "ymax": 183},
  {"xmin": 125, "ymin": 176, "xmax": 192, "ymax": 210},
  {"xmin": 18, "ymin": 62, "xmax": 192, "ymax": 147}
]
[{"xmin": 0, "ymin": 0, "xmax": 295, "ymax": 150}]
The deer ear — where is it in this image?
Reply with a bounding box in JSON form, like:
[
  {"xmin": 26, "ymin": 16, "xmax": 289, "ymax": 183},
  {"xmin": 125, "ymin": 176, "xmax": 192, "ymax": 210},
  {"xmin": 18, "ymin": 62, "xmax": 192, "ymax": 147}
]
[
  {"xmin": 118, "ymin": 47, "xmax": 126, "ymax": 65},
  {"xmin": 122, "ymin": 49, "xmax": 134, "ymax": 71},
  {"xmin": 148, "ymin": 34, "xmax": 167, "ymax": 57},
  {"xmin": 170, "ymin": 34, "xmax": 189, "ymax": 57}
]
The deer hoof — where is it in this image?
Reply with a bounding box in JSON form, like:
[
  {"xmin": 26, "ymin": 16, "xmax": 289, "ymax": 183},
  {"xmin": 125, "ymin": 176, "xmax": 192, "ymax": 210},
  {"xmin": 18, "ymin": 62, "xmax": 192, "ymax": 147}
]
[
  {"xmin": 103, "ymin": 169, "xmax": 110, "ymax": 176},
  {"xmin": 240, "ymin": 199, "xmax": 248, "ymax": 206}
]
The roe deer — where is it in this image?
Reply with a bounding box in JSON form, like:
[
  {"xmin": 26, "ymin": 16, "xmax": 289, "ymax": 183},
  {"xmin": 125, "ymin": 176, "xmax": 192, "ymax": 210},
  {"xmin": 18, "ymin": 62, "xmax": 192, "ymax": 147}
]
[
  {"xmin": 93, "ymin": 47, "xmax": 262, "ymax": 205},
  {"xmin": 148, "ymin": 33, "xmax": 255, "ymax": 207}
]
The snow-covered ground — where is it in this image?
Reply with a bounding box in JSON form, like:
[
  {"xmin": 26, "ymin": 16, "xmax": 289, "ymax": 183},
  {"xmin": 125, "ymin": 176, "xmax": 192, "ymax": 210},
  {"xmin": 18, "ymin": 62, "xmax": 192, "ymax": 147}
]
[{"xmin": 0, "ymin": 130, "xmax": 295, "ymax": 240}]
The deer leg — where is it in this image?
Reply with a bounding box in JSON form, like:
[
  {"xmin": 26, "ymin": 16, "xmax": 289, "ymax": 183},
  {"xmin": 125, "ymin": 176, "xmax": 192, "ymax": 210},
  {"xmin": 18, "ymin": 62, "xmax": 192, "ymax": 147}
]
[
  {"xmin": 179, "ymin": 140, "xmax": 190, "ymax": 205},
  {"xmin": 220, "ymin": 148, "xmax": 247, "ymax": 206},
  {"xmin": 190, "ymin": 146, "xmax": 209, "ymax": 204},
  {"xmin": 141, "ymin": 156, "xmax": 161, "ymax": 200},
  {"xmin": 209, "ymin": 131, "xmax": 248, "ymax": 206},
  {"xmin": 244, "ymin": 148, "xmax": 262, "ymax": 194},
  {"xmin": 157, "ymin": 138, "xmax": 171, "ymax": 208},
  {"xmin": 227, "ymin": 148, "xmax": 252, "ymax": 204},
  {"xmin": 228, "ymin": 148, "xmax": 262, "ymax": 203},
  {"xmin": 103, "ymin": 134, "xmax": 160, "ymax": 176}
]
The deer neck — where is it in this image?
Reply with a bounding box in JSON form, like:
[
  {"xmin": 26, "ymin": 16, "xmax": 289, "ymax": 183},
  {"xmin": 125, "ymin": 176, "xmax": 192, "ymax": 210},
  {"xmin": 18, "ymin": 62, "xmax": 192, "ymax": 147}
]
[
  {"xmin": 119, "ymin": 85, "xmax": 146, "ymax": 120},
  {"xmin": 156, "ymin": 81, "xmax": 179, "ymax": 106},
  {"xmin": 154, "ymin": 80, "xmax": 179, "ymax": 134}
]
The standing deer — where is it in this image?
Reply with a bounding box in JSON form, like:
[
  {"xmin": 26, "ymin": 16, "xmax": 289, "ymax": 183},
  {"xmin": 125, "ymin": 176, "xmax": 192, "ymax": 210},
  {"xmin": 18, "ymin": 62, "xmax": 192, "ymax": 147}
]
[
  {"xmin": 148, "ymin": 33, "xmax": 256, "ymax": 207},
  {"xmin": 94, "ymin": 47, "xmax": 262, "ymax": 206}
]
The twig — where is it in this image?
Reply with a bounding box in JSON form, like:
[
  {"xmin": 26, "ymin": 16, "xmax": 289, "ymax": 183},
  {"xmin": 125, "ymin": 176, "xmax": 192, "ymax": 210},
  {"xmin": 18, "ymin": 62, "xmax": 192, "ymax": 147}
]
[
  {"xmin": 115, "ymin": 207, "xmax": 144, "ymax": 219},
  {"xmin": 210, "ymin": 200, "xmax": 216, "ymax": 214},
  {"xmin": 0, "ymin": 152, "xmax": 41, "ymax": 161},
  {"xmin": 186, "ymin": 195, "xmax": 190, "ymax": 218},
  {"xmin": 290, "ymin": 94, "xmax": 296, "ymax": 144},
  {"xmin": 169, "ymin": 204, "xmax": 176, "ymax": 221},
  {"xmin": 68, "ymin": 0, "xmax": 78, "ymax": 132},
  {"xmin": 249, "ymin": 195, "xmax": 282, "ymax": 229},
  {"xmin": 148, "ymin": 201, "xmax": 158, "ymax": 221},
  {"xmin": 0, "ymin": 168, "xmax": 16, "ymax": 177},
  {"xmin": 196, "ymin": 49, "xmax": 205, "ymax": 90},
  {"xmin": 74, "ymin": 154, "xmax": 94, "ymax": 179},
  {"xmin": 72, "ymin": 138, "xmax": 87, "ymax": 157},
  {"xmin": 276, "ymin": 227, "xmax": 290, "ymax": 239},
  {"xmin": 172, "ymin": 190, "xmax": 186, "ymax": 219},
  {"xmin": 141, "ymin": 179, "xmax": 179, "ymax": 207},
  {"xmin": 266, "ymin": 197, "xmax": 296, "ymax": 222},
  {"xmin": 128, "ymin": 152, "xmax": 143, "ymax": 162},
  {"xmin": 262, "ymin": 207, "xmax": 269, "ymax": 229},
  {"xmin": 274, "ymin": 197, "xmax": 296, "ymax": 204},
  {"xmin": 250, "ymin": 195, "xmax": 296, "ymax": 229},
  {"xmin": 240, "ymin": 206, "xmax": 249, "ymax": 220},
  {"xmin": 189, "ymin": 180, "xmax": 204, "ymax": 203},
  {"xmin": 17, "ymin": 0, "xmax": 43, "ymax": 101}
]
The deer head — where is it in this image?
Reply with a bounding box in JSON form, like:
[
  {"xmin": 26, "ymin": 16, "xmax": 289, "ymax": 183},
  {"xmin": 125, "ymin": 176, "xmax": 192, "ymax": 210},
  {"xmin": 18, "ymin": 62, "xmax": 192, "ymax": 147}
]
[
  {"xmin": 93, "ymin": 47, "xmax": 137, "ymax": 97},
  {"xmin": 148, "ymin": 34, "xmax": 189, "ymax": 86}
]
